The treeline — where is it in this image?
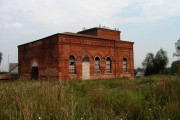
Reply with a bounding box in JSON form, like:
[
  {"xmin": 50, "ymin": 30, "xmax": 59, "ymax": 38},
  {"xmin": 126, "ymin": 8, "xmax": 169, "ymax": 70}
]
[{"xmin": 135, "ymin": 38, "xmax": 180, "ymax": 76}]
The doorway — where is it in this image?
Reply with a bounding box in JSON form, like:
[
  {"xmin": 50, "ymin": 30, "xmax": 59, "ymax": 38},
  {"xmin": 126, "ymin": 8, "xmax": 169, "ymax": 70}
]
[
  {"xmin": 82, "ymin": 56, "xmax": 90, "ymax": 80},
  {"xmin": 31, "ymin": 61, "xmax": 38, "ymax": 79}
]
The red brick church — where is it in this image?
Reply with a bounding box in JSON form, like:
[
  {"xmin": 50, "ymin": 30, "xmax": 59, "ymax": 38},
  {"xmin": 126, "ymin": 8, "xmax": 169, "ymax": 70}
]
[{"xmin": 18, "ymin": 27, "xmax": 134, "ymax": 80}]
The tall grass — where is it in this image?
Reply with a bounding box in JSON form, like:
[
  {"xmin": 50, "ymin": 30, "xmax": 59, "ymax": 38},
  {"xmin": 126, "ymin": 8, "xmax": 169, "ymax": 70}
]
[{"xmin": 0, "ymin": 75, "xmax": 180, "ymax": 120}]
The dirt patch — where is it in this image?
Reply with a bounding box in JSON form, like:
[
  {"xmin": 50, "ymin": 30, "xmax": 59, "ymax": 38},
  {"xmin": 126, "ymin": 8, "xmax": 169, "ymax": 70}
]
[{"xmin": 0, "ymin": 74, "xmax": 11, "ymax": 80}]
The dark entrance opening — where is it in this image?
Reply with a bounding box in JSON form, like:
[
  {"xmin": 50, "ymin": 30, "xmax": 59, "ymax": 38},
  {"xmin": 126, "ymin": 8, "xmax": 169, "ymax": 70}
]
[{"xmin": 31, "ymin": 66, "xmax": 38, "ymax": 79}]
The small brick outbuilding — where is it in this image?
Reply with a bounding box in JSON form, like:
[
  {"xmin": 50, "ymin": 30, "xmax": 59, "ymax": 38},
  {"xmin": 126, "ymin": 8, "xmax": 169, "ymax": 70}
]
[{"xmin": 18, "ymin": 27, "xmax": 134, "ymax": 80}]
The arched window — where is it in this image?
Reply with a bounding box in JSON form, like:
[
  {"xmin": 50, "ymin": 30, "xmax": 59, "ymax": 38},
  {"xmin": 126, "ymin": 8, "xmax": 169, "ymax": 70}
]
[
  {"xmin": 69, "ymin": 56, "xmax": 76, "ymax": 74},
  {"xmin": 95, "ymin": 57, "xmax": 100, "ymax": 74},
  {"xmin": 106, "ymin": 57, "xmax": 111, "ymax": 73},
  {"xmin": 123, "ymin": 58, "xmax": 128, "ymax": 73}
]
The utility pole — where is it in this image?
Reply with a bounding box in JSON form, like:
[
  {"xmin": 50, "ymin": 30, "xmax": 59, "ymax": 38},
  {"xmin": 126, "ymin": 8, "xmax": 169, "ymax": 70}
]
[{"xmin": 8, "ymin": 55, "xmax": 9, "ymax": 72}]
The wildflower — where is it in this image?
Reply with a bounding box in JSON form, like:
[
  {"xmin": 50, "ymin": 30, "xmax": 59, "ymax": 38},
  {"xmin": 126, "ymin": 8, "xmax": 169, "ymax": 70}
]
[
  {"xmin": 39, "ymin": 117, "xmax": 41, "ymax": 119},
  {"xmin": 81, "ymin": 117, "xmax": 83, "ymax": 120},
  {"xmin": 149, "ymin": 109, "xmax": 151, "ymax": 111}
]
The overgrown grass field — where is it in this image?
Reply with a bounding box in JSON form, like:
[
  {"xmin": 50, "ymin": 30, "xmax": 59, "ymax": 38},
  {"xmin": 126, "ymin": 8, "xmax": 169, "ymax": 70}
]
[{"xmin": 0, "ymin": 75, "xmax": 180, "ymax": 120}]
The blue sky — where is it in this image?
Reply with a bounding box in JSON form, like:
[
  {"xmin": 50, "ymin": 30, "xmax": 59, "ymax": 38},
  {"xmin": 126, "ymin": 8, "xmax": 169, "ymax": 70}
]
[{"xmin": 0, "ymin": 0, "xmax": 180, "ymax": 71}]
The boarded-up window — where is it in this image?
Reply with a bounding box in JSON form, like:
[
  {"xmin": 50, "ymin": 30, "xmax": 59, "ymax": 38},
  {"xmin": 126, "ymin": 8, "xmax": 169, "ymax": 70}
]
[
  {"xmin": 123, "ymin": 58, "xmax": 128, "ymax": 73},
  {"xmin": 69, "ymin": 56, "xmax": 76, "ymax": 74},
  {"xmin": 106, "ymin": 57, "xmax": 111, "ymax": 73},
  {"xmin": 95, "ymin": 57, "xmax": 100, "ymax": 74}
]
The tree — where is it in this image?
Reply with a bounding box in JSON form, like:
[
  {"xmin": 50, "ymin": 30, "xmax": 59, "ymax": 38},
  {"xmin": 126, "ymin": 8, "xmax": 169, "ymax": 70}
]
[
  {"xmin": 142, "ymin": 49, "xmax": 169, "ymax": 76},
  {"xmin": 172, "ymin": 38, "xmax": 180, "ymax": 75},
  {"xmin": 142, "ymin": 53, "xmax": 155, "ymax": 75},
  {"xmin": 0, "ymin": 52, "xmax": 2, "ymax": 65},
  {"xmin": 154, "ymin": 48, "xmax": 169, "ymax": 73},
  {"xmin": 171, "ymin": 60, "xmax": 180, "ymax": 74},
  {"xmin": 173, "ymin": 38, "xmax": 180, "ymax": 59}
]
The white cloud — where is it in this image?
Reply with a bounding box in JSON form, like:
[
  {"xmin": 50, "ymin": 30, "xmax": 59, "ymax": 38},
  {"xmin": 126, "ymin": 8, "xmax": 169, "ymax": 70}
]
[
  {"xmin": 0, "ymin": 21, "xmax": 24, "ymax": 29},
  {"xmin": 0, "ymin": 0, "xmax": 180, "ymax": 29},
  {"xmin": 23, "ymin": 30, "xmax": 38, "ymax": 35},
  {"xmin": 0, "ymin": 16, "xmax": 24, "ymax": 29},
  {"xmin": 138, "ymin": 0, "xmax": 180, "ymax": 22},
  {"xmin": 0, "ymin": 0, "xmax": 179, "ymax": 70}
]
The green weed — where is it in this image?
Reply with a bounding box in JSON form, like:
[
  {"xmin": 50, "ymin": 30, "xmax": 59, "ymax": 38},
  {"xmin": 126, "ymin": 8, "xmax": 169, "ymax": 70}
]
[{"xmin": 0, "ymin": 75, "xmax": 180, "ymax": 119}]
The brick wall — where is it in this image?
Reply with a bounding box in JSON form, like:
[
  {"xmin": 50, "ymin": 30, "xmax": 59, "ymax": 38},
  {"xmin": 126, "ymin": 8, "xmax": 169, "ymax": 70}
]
[
  {"xmin": 78, "ymin": 28, "xmax": 120, "ymax": 41},
  {"xmin": 58, "ymin": 34, "xmax": 134, "ymax": 80},
  {"xmin": 18, "ymin": 35, "xmax": 59, "ymax": 79},
  {"xmin": 18, "ymin": 28, "xmax": 134, "ymax": 80}
]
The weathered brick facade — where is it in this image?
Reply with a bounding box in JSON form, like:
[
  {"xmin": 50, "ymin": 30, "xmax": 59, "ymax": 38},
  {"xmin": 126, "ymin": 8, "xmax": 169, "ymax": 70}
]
[{"xmin": 18, "ymin": 27, "xmax": 134, "ymax": 80}]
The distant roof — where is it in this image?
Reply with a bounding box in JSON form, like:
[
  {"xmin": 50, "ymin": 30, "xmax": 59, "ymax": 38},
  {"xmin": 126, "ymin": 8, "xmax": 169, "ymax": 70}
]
[
  {"xmin": 77, "ymin": 27, "xmax": 121, "ymax": 33},
  {"xmin": 135, "ymin": 71, "xmax": 144, "ymax": 77}
]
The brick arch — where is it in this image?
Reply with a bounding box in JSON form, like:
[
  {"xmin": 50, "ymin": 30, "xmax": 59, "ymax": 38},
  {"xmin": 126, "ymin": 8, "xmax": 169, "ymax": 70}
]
[
  {"xmin": 82, "ymin": 55, "xmax": 90, "ymax": 61},
  {"xmin": 81, "ymin": 51, "xmax": 92, "ymax": 61},
  {"xmin": 122, "ymin": 55, "xmax": 129, "ymax": 62},
  {"xmin": 123, "ymin": 57, "xmax": 128, "ymax": 61},
  {"xmin": 93, "ymin": 53, "xmax": 102, "ymax": 60},
  {"xmin": 31, "ymin": 59, "xmax": 38, "ymax": 67},
  {"xmin": 105, "ymin": 55, "xmax": 113, "ymax": 61},
  {"xmin": 69, "ymin": 51, "xmax": 78, "ymax": 60}
]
